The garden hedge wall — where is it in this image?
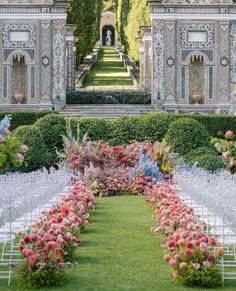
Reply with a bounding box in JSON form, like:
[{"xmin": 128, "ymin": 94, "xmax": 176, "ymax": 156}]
[
  {"xmin": 66, "ymin": 91, "xmax": 151, "ymax": 104},
  {"xmin": 0, "ymin": 111, "xmax": 57, "ymax": 131},
  {"xmin": 5, "ymin": 111, "xmax": 236, "ymax": 172}
]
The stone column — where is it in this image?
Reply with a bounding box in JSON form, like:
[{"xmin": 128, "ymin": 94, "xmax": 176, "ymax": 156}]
[
  {"xmin": 217, "ymin": 21, "xmax": 230, "ymax": 113},
  {"xmin": 66, "ymin": 25, "xmax": 77, "ymax": 92},
  {"xmin": 164, "ymin": 21, "xmax": 176, "ymax": 104},
  {"xmin": 152, "ymin": 19, "xmax": 165, "ymax": 108},
  {"xmin": 141, "ymin": 26, "xmax": 152, "ymax": 91},
  {"xmin": 138, "ymin": 37, "xmax": 145, "ymax": 90},
  {"xmin": 40, "ymin": 21, "xmax": 52, "ymax": 106},
  {"xmin": 230, "ymin": 21, "xmax": 236, "ymax": 115},
  {"xmin": 52, "ymin": 19, "xmax": 67, "ymax": 109}
]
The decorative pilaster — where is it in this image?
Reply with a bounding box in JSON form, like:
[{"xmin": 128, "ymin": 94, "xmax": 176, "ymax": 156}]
[
  {"xmin": 52, "ymin": 19, "xmax": 66, "ymax": 108},
  {"xmin": 152, "ymin": 19, "xmax": 165, "ymax": 107},
  {"xmin": 218, "ymin": 22, "xmax": 230, "ymax": 104},
  {"xmin": 230, "ymin": 21, "xmax": 236, "ymax": 104},
  {"xmin": 66, "ymin": 25, "xmax": 76, "ymax": 92},
  {"xmin": 40, "ymin": 21, "xmax": 52, "ymax": 103},
  {"xmin": 165, "ymin": 21, "xmax": 176, "ymax": 102}
]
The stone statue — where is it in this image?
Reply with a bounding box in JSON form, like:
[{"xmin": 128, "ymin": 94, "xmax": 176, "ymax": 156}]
[{"xmin": 106, "ymin": 29, "xmax": 112, "ymax": 46}]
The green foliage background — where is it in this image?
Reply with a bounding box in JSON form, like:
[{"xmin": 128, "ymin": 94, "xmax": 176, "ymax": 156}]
[
  {"xmin": 116, "ymin": 0, "xmax": 150, "ymax": 62},
  {"xmin": 68, "ymin": 0, "xmax": 150, "ymax": 64},
  {"xmin": 67, "ymin": 0, "xmax": 103, "ymax": 64}
]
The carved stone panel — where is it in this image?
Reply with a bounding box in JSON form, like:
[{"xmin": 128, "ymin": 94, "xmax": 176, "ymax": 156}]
[
  {"xmin": 165, "ymin": 21, "xmax": 176, "ymax": 102},
  {"xmin": 40, "ymin": 21, "xmax": 51, "ymax": 101},
  {"xmin": 52, "ymin": 19, "xmax": 66, "ymax": 103},
  {"xmin": 152, "ymin": 19, "xmax": 165, "ymax": 105},
  {"xmin": 2, "ymin": 23, "xmax": 36, "ymax": 49},
  {"xmin": 181, "ymin": 24, "xmax": 214, "ymax": 50},
  {"xmin": 218, "ymin": 22, "xmax": 230, "ymax": 102}
]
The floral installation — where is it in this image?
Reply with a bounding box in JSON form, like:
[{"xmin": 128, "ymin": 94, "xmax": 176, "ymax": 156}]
[
  {"xmin": 0, "ymin": 115, "xmax": 28, "ymax": 170},
  {"xmin": 17, "ymin": 137, "xmax": 225, "ymax": 288},
  {"xmin": 18, "ymin": 181, "xmax": 95, "ymax": 288},
  {"xmin": 145, "ymin": 181, "xmax": 222, "ymax": 287}
]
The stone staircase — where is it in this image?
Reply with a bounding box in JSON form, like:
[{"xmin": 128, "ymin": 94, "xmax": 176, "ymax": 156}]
[{"xmin": 60, "ymin": 104, "xmax": 157, "ymax": 119}]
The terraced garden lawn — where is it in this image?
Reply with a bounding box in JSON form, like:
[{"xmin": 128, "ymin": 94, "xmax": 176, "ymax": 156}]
[
  {"xmin": 84, "ymin": 47, "xmax": 134, "ymax": 90},
  {"xmin": 2, "ymin": 196, "xmax": 236, "ymax": 291}
]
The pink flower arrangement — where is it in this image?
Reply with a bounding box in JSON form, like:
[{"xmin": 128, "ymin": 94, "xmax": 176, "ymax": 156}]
[
  {"xmin": 144, "ymin": 181, "xmax": 222, "ymax": 286},
  {"xmin": 19, "ymin": 181, "xmax": 95, "ymax": 279}
]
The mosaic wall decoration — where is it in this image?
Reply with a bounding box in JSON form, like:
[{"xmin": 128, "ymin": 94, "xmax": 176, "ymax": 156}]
[
  {"xmin": 152, "ymin": 20, "xmax": 165, "ymax": 103},
  {"xmin": 181, "ymin": 24, "xmax": 214, "ymax": 50},
  {"xmin": 2, "ymin": 23, "xmax": 36, "ymax": 49}
]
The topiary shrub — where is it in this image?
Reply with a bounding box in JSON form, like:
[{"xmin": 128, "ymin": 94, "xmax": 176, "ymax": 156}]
[
  {"xmin": 34, "ymin": 114, "xmax": 66, "ymax": 149},
  {"xmin": 78, "ymin": 118, "xmax": 111, "ymax": 141},
  {"xmin": 140, "ymin": 112, "xmax": 176, "ymax": 142},
  {"xmin": 192, "ymin": 153, "xmax": 225, "ymax": 172},
  {"xmin": 184, "ymin": 146, "xmax": 217, "ymax": 164},
  {"xmin": 34, "ymin": 114, "xmax": 66, "ymax": 164},
  {"xmin": 165, "ymin": 118, "xmax": 211, "ymax": 157},
  {"xmin": 108, "ymin": 116, "xmax": 142, "ymax": 145},
  {"xmin": 13, "ymin": 125, "xmax": 49, "ymax": 172}
]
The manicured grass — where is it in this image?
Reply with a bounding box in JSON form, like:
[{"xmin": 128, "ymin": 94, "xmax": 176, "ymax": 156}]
[
  {"xmin": 1, "ymin": 196, "xmax": 236, "ymax": 290},
  {"xmin": 84, "ymin": 47, "xmax": 134, "ymax": 90}
]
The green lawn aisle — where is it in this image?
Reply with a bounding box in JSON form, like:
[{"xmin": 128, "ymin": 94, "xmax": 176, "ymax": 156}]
[
  {"xmin": 84, "ymin": 47, "xmax": 134, "ymax": 89},
  {"xmin": 1, "ymin": 196, "xmax": 236, "ymax": 291}
]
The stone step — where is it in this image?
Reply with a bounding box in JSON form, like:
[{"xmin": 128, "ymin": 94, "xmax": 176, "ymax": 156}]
[{"xmin": 60, "ymin": 104, "xmax": 157, "ymax": 119}]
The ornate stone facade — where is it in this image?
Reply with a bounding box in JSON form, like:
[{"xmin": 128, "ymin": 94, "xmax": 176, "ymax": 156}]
[
  {"xmin": 147, "ymin": 0, "xmax": 236, "ymax": 115},
  {"xmin": 0, "ymin": 0, "xmax": 75, "ymax": 111}
]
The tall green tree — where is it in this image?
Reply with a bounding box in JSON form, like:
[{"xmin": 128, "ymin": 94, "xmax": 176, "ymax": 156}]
[{"xmin": 67, "ymin": 0, "xmax": 103, "ymax": 64}]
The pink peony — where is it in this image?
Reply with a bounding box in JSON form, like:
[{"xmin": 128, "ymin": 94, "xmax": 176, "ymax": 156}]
[
  {"xmin": 192, "ymin": 263, "xmax": 201, "ymax": 270},
  {"xmin": 199, "ymin": 242, "xmax": 208, "ymax": 253},
  {"xmin": 184, "ymin": 248, "xmax": 193, "ymax": 258},
  {"xmin": 169, "ymin": 259, "xmax": 176, "ymax": 267},
  {"xmin": 0, "ymin": 135, "xmax": 4, "ymax": 143},
  {"xmin": 225, "ymin": 130, "xmax": 234, "ymax": 140},
  {"xmin": 172, "ymin": 271, "xmax": 179, "ymax": 279},
  {"xmin": 17, "ymin": 153, "xmax": 25, "ymax": 162},
  {"xmin": 179, "ymin": 262, "xmax": 187, "ymax": 269},
  {"xmin": 20, "ymin": 144, "xmax": 29, "ymax": 152}
]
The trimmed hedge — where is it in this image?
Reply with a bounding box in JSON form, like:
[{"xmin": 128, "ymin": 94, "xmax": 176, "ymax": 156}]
[
  {"xmin": 177, "ymin": 114, "xmax": 236, "ymax": 138},
  {"xmin": 191, "ymin": 154, "xmax": 225, "ymax": 172},
  {"xmin": 0, "ymin": 111, "xmax": 56, "ymax": 131},
  {"xmin": 66, "ymin": 91, "xmax": 151, "ymax": 104},
  {"xmin": 13, "ymin": 125, "xmax": 49, "ymax": 172},
  {"xmin": 165, "ymin": 118, "xmax": 211, "ymax": 157}
]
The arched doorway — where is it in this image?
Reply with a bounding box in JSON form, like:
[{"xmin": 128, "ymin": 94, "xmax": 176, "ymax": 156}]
[{"xmin": 102, "ymin": 25, "xmax": 115, "ymax": 46}]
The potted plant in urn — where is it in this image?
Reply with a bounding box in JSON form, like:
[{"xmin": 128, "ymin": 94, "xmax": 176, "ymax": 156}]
[
  {"xmin": 192, "ymin": 90, "xmax": 202, "ymax": 104},
  {"xmin": 15, "ymin": 91, "xmax": 24, "ymax": 104}
]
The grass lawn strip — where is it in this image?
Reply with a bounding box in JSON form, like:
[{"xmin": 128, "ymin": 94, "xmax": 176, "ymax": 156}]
[
  {"xmin": 1, "ymin": 196, "xmax": 236, "ymax": 290},
  {"xmin": 84, "ymin": 47, "xmax": 134, "ymax": 89}
]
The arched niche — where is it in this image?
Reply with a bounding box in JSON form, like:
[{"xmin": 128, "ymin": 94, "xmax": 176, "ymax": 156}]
[
  {"xmin": 185, "ymin": 51, "xmax": 212, "ymax": 104},
  {"xmin": 102, "ymin": 25, "xmax": 115, "ymax": 46},
  {"xmin": 7, "ymin": 50, "xmax": 32, "ymax": 104}
]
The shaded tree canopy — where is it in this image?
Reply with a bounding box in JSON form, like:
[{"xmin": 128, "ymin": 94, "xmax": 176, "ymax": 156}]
[
  {"xmin": 67, "ymin": 0, "xmax": 103, "ymax": 64},
  {"xmin": 67, "ymin": 0, "xmax": 149, "ymax": 64}
]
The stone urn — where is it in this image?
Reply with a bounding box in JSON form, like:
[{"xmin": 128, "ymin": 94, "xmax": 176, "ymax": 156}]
[
  {"xmin": 15, "ymin": 93, "xmax": 24, "ymax": 104},
  {"xmin": 192, "ymin": 94, "xmax": 201, "ymax": 104}
]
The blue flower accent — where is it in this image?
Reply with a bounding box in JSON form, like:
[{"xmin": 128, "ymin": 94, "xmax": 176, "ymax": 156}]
[
  {"xmin": 0, "ymin": 115, "xmax": 10, "ymax": 136},
  {"xmin": 129, "ymin": 147, "xmax": 164, "ymax": 183}
]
